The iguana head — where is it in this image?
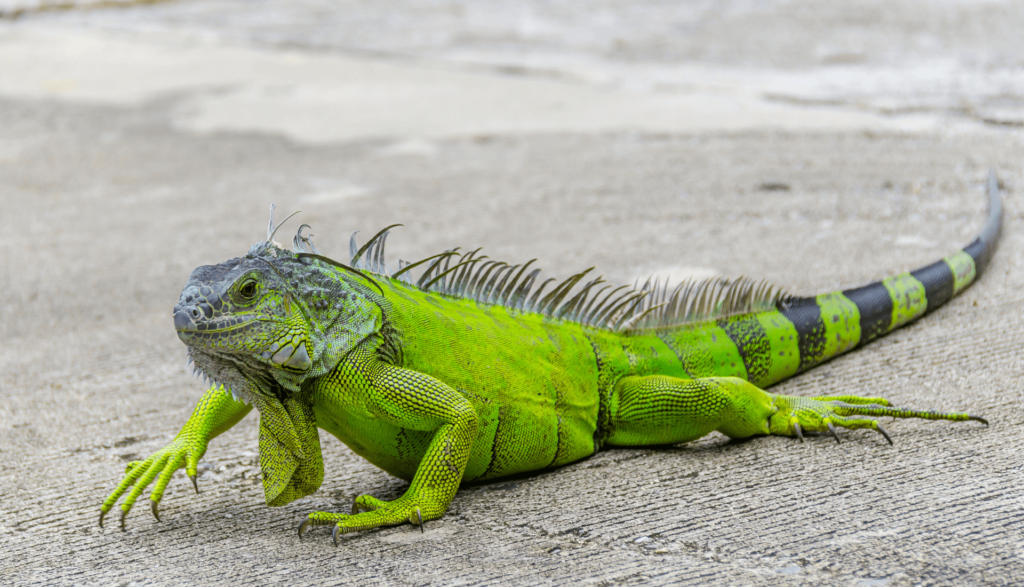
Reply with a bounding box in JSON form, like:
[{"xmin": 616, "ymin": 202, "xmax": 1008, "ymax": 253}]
[{"xmin": 173, "ymin": 240, "xmax": 382, "ymax": 406}]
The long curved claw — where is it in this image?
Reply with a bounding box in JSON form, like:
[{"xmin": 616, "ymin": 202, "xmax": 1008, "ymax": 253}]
[
  {"xmin": 969, "ymin": 415, "xmax": 989, "ymax": 425},
  {"xmin": 99, "ymin": 509, "xmax": 107, "ymax": 528},
  {"xmin": 189, "ymin": 473, "xmax": 199, "ymax": 494},
  {"xmin": 151, "ymin": 501, "xmax": 161, "ymax": 522},
  {"xmin": 793, "ymin": 421, "xmax": 804, "ymax": 443},
  {"xmin": 826, "ymin": 421, "xmax": 841, "ymax": 444},
  {"xmin": 298, "ymin": 518, "xmax": 310, "ymax": 539},
  {"xmin": 875, "ymin": 422, "xmax": 893, "ymax": 446},
  {"xmin": 332, "ymin": 525, "xmax": 341, "ymax": 547},
  {"xmin": 351, "ymin": 497, "xmax": 360, "ymax": 516},
  {"xmin": 415, "ymin": 508, "xmax": 424, "ymax": 534},
  {"xmin": 120, "ymin": 510, "xmax": 128, "ymax": 532}
]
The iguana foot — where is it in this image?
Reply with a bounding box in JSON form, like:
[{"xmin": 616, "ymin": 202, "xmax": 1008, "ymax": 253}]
[
  {"xmin": 298, "ymin": 495, "xmax": 434, "ymax": 544},
  {"xmin": 769, "ymin": 394, "xmax": 987, "ymax": 444},
  {"xmin": 98, "ymin": 435, "xmax": 206, "ymax": 530},
  {"xmin": 98, "ymin": 385, "xmax": 251, "ymax": 530}
]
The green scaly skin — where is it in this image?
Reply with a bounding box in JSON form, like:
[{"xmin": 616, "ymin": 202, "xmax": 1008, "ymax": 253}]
[{"xmin": 100, "ymin": 174, "xmax": 1001, "ymax": 543}]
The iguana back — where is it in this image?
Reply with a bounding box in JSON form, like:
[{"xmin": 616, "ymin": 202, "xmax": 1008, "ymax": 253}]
[{"xmin": 323, "ymin": 171, "xmax": 999, "ymax": 481}]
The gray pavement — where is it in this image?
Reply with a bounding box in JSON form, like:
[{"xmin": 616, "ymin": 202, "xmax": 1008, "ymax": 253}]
[{"xmin": 1, "ymin": 2, "xmax": 1023, "ymax": 586}]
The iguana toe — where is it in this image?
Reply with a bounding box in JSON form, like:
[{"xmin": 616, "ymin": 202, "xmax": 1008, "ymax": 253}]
[
  {"xmin": 120, "ymin": 509, "xmax": 128, "ymax": 532},
  {"xmin": 414, "ymin": 507, "xmax": 424, "ymax": 534},
  {"xmin": 151, "ymin": 501, "xmax": 161, "ymax": 522},
  {"xmin": 826, "ymin": 420, "xmax": 841, "ymax": 444},
  {"xmin": 875, "ymin": 421, "xmax": 893, "ymax": 445}
]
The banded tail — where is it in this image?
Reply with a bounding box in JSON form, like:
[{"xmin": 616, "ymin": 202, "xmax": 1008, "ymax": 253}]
[
  {"xmin": 771, "ymin": 170, "xmax": 1001, "ymax": 381},
  {"xmin": 653, "ymin": 171, "xmax": 1002, "ymax": 387}
]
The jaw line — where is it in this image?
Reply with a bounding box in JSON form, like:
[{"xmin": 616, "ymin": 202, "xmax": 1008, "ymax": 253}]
[{"xmin": 176, "ymin": 316, "xmax": 283, "ymax": 337}]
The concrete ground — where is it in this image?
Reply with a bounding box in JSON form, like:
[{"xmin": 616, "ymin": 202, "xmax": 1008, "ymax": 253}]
[{"xmin": 1, "ymin": 2, "xmax": 1022, "ymax": 585}]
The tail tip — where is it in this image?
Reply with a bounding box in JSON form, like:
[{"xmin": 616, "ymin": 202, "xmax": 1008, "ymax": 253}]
[{"xmin": 987, "ymin": 168, "xmax": 1000, "ymax": 194}]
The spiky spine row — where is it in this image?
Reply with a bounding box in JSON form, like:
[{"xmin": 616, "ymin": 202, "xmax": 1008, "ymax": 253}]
[{"xmin": 329, "ymin": 227, "xmax": 790, "ymax": 332}]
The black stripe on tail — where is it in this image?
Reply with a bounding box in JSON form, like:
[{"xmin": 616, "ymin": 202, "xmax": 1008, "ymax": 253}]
[{"xmin": 851, "ymin": 169, "xmax": 1001, "ymax": 345}]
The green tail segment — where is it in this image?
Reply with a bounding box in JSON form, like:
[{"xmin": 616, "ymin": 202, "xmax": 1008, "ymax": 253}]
[{"xmin": 99, "ymin": 172, "xmax": 1000, "ymax": 540}]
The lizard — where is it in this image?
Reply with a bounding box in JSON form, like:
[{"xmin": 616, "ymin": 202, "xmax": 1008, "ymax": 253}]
[{"xmin": 99, "ymin": 171, "xmax": 1001, "ymax": 545}]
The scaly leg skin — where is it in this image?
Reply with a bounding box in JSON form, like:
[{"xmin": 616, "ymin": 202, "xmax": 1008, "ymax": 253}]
[
  {"xmin": 603, "ymin": 376, "xmax": 987, "ymax": 448},
  {"xmin": 297, "ymin": 359, "xmax": 477, "ymax": 545},
  {"xmin": 99, "ymin": 385, "xmax": 252, "ymax": 530}
]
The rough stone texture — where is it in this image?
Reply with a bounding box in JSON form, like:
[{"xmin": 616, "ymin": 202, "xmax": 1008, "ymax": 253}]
[{"xmin": 1, "ymin": 2, "xmax": 1023, "ymax": 586}]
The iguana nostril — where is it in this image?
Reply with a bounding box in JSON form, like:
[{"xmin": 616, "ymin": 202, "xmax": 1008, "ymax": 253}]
[{"xmin": 174, "ymin": 309, "xmax": 196, "ymax": 331}]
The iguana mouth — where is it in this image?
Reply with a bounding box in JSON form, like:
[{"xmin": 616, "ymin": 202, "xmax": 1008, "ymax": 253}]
[{"xmin": 173, "ymin": 309, "xmax": 268, "ymax": 333}]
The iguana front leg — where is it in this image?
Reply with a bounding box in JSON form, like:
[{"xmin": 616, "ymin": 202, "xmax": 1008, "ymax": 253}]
[
  {"xmin": 299, "ymin": 359, "xmax": 479, "ymax": 544},
  {"xmin": 99, "ymin": 385, "xmax": 252, "ymax": 529}
]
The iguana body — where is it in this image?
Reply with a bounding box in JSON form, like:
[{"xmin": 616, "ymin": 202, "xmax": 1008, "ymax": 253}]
[{"xmin": 101, "ymin": 173, "xmax": 1001, "ymax": 542}]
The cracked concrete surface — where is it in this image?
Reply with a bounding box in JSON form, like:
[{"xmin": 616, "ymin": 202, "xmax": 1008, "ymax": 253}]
[{"xmin": 1, "ymin": 2, "xmax": 1023, "ymax": 585}]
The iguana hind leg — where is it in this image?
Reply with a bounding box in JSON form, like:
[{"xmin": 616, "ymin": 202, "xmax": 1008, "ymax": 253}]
[
  {"xmin": 604, "ymin": 376, "xmax": 772, "ymax": 445},
  {"xmin": 604, "ymin": 375, "xmax": 986, "ymax": 447}
]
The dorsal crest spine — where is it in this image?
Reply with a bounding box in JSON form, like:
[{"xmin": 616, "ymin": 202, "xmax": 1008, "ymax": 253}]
[
  {"xmin": 269, "ymin": 209, "xmax": 790, "ymax": 332},
  {"xmin": 258, "ymin": 206, "xmax": 790, "ymax": 331}
]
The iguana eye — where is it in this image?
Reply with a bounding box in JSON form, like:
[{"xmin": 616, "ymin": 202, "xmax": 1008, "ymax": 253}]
[{"xmin": 239, "ymin": 281, "xmax": 258, "ymax": 298}]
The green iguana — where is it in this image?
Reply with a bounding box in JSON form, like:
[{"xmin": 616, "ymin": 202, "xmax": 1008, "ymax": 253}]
[{"xmin": 100, "ymin": 172, "xmax": 1001, "ymax": 545}]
